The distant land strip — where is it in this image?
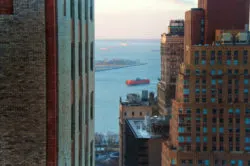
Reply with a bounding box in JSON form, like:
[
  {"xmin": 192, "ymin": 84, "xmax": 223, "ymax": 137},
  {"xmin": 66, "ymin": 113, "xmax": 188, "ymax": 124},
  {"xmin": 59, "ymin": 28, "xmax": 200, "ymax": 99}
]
[{"xmin": 95, "ymin": 63, "xmax": 147, "ymax": 72}]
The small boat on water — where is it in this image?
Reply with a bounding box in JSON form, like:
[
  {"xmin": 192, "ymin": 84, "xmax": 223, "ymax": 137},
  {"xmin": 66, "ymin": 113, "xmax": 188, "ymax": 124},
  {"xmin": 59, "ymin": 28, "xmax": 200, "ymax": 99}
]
[{"xmin": 126, "ymin": 78, "xmax": 150, "ymax": 86}]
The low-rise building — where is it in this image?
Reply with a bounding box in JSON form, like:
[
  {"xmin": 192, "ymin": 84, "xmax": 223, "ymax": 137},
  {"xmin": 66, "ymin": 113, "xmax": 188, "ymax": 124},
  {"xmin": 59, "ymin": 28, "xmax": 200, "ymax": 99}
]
[
  {"xmin": 124, "ymin": 117, "xmax": 169, "ymax": 166},
  {"xmin": 119, "ymin": 91, "xmax": 156, "ymax": 166}
]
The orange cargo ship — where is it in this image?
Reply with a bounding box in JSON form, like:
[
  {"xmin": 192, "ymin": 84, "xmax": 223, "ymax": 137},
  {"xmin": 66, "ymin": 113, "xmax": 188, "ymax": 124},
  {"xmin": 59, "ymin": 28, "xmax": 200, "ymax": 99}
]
[{"xmin": 126, "ymin": 78, "xmax": 150, "ymax": 86}]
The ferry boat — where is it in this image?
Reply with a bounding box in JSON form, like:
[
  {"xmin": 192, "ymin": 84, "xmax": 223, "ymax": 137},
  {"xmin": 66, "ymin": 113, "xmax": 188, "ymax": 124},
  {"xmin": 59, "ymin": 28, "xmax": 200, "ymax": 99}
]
[{"xmin": 126, "ymin": 78, "xmax": 150, "ymax": 86}]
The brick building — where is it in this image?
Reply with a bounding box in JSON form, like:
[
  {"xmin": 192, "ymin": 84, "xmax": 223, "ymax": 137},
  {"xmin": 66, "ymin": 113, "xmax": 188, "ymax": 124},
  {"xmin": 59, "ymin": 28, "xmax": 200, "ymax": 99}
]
[
  {"xmin": 0, "ymin": 0, "xmax": 94, "ymax": 165},
  {"xmin": 198, "ymin": 0, "xmax": 249, "ymax": 44},
  {"xmin": 162, "ymin": 0, "xmax": 250, "ymax": 165},
  {"xmin": 158, "ymin": 20, "xmax": 184, "ymax": 115}
]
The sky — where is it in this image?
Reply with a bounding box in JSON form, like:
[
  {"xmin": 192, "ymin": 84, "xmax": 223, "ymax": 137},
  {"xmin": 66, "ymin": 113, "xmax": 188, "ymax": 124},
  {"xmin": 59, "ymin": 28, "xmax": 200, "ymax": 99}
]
[{"xmin": 95, "ymin": 0, "xmax": 196, "ymax": 39}]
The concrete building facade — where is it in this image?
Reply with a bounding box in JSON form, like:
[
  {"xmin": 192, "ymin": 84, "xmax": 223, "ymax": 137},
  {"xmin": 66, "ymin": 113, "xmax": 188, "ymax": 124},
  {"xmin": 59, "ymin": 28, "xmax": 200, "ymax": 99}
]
[
  {"xmin": 158, "ymin": 20, "xmax": 184, "ymax": 115},
  {"xmin": 0, "ymin": 0, "xmax": 94, "ymax": 165},
  {"xmin": 162, "ymin": 0, "xmax": 250, "ymax": 165}
]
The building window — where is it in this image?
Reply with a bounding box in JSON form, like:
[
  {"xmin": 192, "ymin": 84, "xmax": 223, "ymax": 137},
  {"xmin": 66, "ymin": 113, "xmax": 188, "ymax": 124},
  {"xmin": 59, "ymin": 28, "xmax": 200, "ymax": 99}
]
[
  {"xmin": 70, "ymin": 0, "xmax": 74, "ymax": 18},
  {"xmin": 185, "ymin": 69, "xmax": 190, "ymax": 75},
  {"xmin": 217, "ymin": 51, "xmax": 222, "ymax": 64},
  {"xmin": 132, "ymin": 112, "xmax": 134, "ymax": 116},
  {"xmin": 78, "ymin": 0, "xmax": 82, "ymax": 19},
  {"xmin": 211, "ymin": 69, "xmax": 216, "ymax": 75},
  {"xmin": 90, "ymin": 91, "xmax": 94, "ymax": 119},
  {"xmin": 90, "ymin": 0, "xmax": 94, "ymax": 21},
  {"xmin": 219, "ymin": 127, "xmax": 224, "ymax": 133},
  {"xmin": 211, "ymin": 79, "xmax": 216, "ymax": 85},
  {"xmin": 140, "ymin": 112, "xmax": 142, "ymax": 116},
  {"xmin": 63, "ymin": 0, "xmax": 67, "ymax": 16},
  {"xmin": 90, "ymin": 140, "xmax": 94, "ymax": 166},
  {"xmin": 0, "ymin": 0, "xmax": 13, "ymax": 14},
  {"xmin": 195, "ymin": 51, "xmax": 199, "ymax": 65},
  {"xmin": 245, "ymin": 69, "xmax": 248, "ymax": 75},
  {"xmin": 85, "ymin": 42, "xmax": 88, "ymax": 73},
  {"xmin": 183, "ymin": 89, "xmax": 190, "ymax": 95},
  {"xmin": 244, "ymin": 50, "xmax": 248, "ymax": 64},
  {"xmin": 71, "ymin": 43, "xmax": 75, "ymax": 79},
  {"xmin": 90, "ymin": 42, "xmax": 94, "ymax": 71},
  {"xmin": 246, "ymin": 118, "xmax": 250, "ymax": 124},
  {"xmin": 79, "ymin": 42, "xmax": 82, "ymax": 76},
  {"xmin": 202, "ymin": 79, "xmax": 206, "ymax": 84},
  {"xmin": 124, "ymin": 112, "xmax": 127, "ymax": 116},
  {"xmin": 85, "ymin": 0, "xmax": 88, "ymax": 20},
  {"xmin": 212, "ymin": 127, "xmax": 216, "ymax": 133},
  {"xmin": 244, "ymin": 79, "xmax": 249, "ymax": 85},
  {"xmin": 203, "ymin": 109, "xmax": 207, "ymax": 115}
]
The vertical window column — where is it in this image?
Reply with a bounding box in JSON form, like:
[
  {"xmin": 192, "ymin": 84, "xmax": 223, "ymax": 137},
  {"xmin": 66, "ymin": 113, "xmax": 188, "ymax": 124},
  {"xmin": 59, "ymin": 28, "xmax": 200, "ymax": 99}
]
[
  {"xmin": 90, "ymin": 0, "xmax": 93, "ymax": 21},
  {"xmin": 90, "ymin": 42, "xmax": 94, "ymax": 71},
  {"xmin": 78, "ymin": 0, "xmax": 83, "ymax": 163},
  {"xmin": 71, "ymin": 0, "xmax": 76, "ymax": 165}
]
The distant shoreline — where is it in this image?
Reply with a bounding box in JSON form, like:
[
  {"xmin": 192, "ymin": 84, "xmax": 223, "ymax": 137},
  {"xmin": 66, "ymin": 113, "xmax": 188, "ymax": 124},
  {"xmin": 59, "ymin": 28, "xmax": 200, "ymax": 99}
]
[
  {"xmin": 95, "ymin": 63, "xmax": 147, "ymax": 72},
  {"xmin": 95, "ymin": 39, "xmax": 160, "ymax": 41}
]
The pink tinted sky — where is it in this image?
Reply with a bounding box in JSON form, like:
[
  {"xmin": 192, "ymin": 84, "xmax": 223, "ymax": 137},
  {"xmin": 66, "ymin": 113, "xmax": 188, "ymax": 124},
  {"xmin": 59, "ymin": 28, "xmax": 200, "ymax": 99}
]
[{"xmin": 95, "ymin": 0, "xmax": 196, "ymax": 39}]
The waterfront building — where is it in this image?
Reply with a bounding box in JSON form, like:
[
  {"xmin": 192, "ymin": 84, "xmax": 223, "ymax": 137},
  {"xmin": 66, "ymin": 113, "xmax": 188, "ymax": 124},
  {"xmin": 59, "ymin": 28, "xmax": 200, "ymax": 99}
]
[
  {"xmin": 162, "ymin": 0, "xmax": 250, "ymax": 165},
  {"xmin": 0, "ymin": 0, "xmax": 94, "ymax": 165},
  {"xmin": 124, "ymin": 117, "xmax": 169, "ymax": 166},
  {"xmin": 158, "ymin": 20, "xmax": 184, "ymax": 115},
  {"xmin": 119, "ymin": 91, "xmax": 155, "ymax": 166}
]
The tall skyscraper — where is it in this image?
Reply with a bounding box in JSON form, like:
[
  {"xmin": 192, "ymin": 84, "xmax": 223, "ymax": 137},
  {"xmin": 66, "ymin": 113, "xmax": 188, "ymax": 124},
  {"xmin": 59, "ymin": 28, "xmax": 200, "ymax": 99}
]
[
  {"xmin": 0, "ymin": 1, "xmax": 94, "ymax": 165},
  {"xmin": 158, "ymin": 20, "xmax": 184, "ymax": 115},
  {"xmin": 162, "ymin": 0, "xmax": 250, "ymax": 165}
]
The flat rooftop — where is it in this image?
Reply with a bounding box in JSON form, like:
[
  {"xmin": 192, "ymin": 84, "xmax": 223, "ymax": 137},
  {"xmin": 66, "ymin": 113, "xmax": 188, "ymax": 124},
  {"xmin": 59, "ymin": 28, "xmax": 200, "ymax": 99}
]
[{"xmin": 126, "ymin": 117, "xmax": 170, "ymax": 139}]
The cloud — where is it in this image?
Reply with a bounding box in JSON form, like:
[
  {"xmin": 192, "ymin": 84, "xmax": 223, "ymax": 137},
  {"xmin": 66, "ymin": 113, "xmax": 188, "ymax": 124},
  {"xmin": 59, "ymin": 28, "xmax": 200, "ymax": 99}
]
[{"xmin": 95, "ymin": 0, "xmax": 198, "ymax": 39}]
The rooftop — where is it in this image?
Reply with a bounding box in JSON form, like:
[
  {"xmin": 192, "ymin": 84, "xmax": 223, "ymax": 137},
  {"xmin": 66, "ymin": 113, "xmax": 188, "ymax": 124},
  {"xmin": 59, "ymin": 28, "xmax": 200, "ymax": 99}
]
[
  {"xmin": 120, "ymin": 90, "xmax": 156, "ymax": 106},
  {"xmin": 126, "ymin": 116, "xmax": 170, "ymax": 139}
]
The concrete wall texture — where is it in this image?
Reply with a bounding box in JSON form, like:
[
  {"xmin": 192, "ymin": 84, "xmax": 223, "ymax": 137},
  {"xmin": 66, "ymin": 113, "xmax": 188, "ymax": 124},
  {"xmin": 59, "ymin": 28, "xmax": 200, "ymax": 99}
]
[{"xmin": 0, "ymin": 0, "xmax": 95, "ymax": 165}]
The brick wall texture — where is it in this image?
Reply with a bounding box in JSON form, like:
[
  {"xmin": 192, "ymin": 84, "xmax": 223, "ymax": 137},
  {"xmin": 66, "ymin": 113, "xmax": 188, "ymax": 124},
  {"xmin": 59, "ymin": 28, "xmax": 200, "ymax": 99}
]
[{"xmin": 0, "ymin": 0, "xmax": 47, "ymax": 165}]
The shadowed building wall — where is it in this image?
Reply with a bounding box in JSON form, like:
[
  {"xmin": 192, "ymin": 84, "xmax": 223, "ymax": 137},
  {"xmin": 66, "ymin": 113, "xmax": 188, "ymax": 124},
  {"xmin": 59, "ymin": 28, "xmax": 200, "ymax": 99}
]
[
  {"xmin": 158, "ymin": 20, "xmax": 184, "ymax": 115},
  {"xmin": 0, "ymin": 0, "xmax": 95, "ymax": 165}
]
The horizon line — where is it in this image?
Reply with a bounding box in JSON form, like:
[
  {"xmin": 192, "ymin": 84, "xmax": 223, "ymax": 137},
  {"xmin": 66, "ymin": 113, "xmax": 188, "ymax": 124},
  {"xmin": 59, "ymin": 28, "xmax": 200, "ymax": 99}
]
[{"xmin": 95, "ymin": 38, "xmax": 160, "ymax": 40}]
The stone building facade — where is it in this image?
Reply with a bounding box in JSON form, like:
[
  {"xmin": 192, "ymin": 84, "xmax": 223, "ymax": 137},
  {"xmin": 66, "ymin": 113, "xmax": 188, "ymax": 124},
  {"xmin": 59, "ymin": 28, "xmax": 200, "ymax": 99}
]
[
  {"xmin": 158, "ymin": 20, "xmax": 184, "ymax": 115},
  {"xmin": 0, "ymin": 0, "xmax": 94, "ymax": 165}
]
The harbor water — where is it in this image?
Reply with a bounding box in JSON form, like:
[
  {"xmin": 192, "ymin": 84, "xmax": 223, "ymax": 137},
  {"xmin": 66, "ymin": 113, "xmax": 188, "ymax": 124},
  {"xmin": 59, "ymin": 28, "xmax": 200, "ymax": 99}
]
[{"xmin": 95, "ymin": 39, "xmax": 161, "ymax": 133}]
